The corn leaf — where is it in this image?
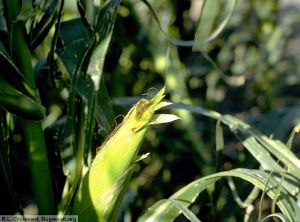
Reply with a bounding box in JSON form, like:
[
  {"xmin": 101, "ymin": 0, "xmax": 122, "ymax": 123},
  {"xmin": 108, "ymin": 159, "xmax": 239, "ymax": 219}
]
[
  {"xmin": 56, "ymin": 0, "xmax": 118, "ymax": 179},
  {"xmin": 94, "ymin": 79, "xmax": 115, "ymax": 137},
  {"xmin": 0, "ymin": 42, "xmax": 39, "ymax": 101},
  {"xmin": 57, "ymin": 0, "xmax": 120, "ymax": 213},
  {"xmin": 138, "ymin": 168, "xmax": 299, "ymax": 222},
  {"xmin": 0, "ymin": 109, "xmax": 23, "ymax": 213},
  {"xmin": 55, "ymin": 18, "xmax": 90, "ymax": 78},
  {"xmin": 81, "ymin": 0, "xmax": 121, "ymax": 163},
  {"xmin": 192, "ymin": 0, "xmax": 237, "ymax": 51},
  {"xmin": 0, "ymin": 73, "xmax": 45, "ymax": 120},
  {"xmin": 77, "ymin": 0, "xmax": 98, "ymax": 27},
  {"xmin": 192, "ymin": 0, "xmax": 220, "ymax": 51},
  {"xmin": 140, "ymin": 0, "xmax": 237, "ymax": 47},
  {"xmin": 169, "ymin": 103, "xmax": 300, "ymax": 198},
  {"xmin": 112, "ymin": 100, "xmax": 300, "ymax": 220},
  {"xmin": 0, "ymin": 1, "xmax": 6, "ymax": 32},
  {"xmin": 30, "ymin": 0, "xmax": 60, "ymax": 49}
]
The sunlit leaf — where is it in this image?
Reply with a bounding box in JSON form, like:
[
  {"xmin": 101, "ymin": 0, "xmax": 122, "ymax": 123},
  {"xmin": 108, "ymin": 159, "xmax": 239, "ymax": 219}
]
[{"xmin": 139, "ymin": 169, "xmax": 298, "ymax": 222}]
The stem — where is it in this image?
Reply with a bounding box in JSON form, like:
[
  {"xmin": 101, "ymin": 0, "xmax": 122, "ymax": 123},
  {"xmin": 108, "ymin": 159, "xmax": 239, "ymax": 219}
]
[
  {"xmin": 22, "ymin": 121, "xmax": 56, "ymax": 214},
  {"xmin": 3, "ymin": 0, "xmax": 56, "ymax": 213}
]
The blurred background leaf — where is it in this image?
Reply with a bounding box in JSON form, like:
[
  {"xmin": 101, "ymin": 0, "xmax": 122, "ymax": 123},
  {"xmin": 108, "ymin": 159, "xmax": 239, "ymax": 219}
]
[{"xmin": 1, "ymin": 0, "xmax": 300, "ymax": 221}]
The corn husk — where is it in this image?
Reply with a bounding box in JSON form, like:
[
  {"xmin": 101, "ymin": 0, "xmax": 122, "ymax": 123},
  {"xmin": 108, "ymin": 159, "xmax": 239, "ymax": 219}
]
[{"xmin": 71, "ymin": 87, "xmax": 179, "ymax": 221}]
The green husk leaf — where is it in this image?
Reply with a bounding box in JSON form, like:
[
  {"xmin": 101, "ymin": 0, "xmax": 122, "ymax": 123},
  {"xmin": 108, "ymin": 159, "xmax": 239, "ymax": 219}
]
[
  {"xmin": 149, "ymin": 114, "xmax": 180, "ymax": 125},
  {"xmin": 135, "ymin": 153, "xmax": 150, "ymax": 163},
  {"xmin": 154, "ymin": 101, "xmax": 173, "ymax": 110},
  {"xmin": 70, "ymin": 87, "xmax": 176, "ymax": 222}
]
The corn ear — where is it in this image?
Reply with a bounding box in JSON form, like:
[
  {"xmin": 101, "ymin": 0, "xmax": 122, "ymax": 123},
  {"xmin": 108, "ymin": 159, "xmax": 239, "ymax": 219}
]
[{"xmin": 70, "ymin": 87, "xmax": 178, "ymax": 221}]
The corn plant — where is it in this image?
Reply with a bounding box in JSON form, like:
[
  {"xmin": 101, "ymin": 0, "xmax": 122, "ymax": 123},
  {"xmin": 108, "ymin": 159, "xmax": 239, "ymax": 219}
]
[
  {"xmin": 1, "ymin": 0, "xmax": 300, "ymax": 221},
  {"xmin": 69, "ymin": 87, "xmax": 179, "ymax": 221},
  {"xmin": 0, "ymin": 0, "xmax": 179, "ymax": 219},
  {"xmin": 138, "ymin": 103, "xmax": 300, "ymax": 222}
]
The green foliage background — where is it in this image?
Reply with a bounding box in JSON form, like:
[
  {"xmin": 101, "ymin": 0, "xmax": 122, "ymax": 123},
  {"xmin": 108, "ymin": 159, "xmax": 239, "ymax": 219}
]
[{"xmin": 0, "ymin": 0, "xmax": 300, "ymax": 221}]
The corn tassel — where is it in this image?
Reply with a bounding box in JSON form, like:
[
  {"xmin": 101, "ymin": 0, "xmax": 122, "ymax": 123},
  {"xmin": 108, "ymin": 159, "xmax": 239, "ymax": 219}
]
[{"xmin": 70, "ymin": 87, "xmax": 179, "ymax": 221}]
